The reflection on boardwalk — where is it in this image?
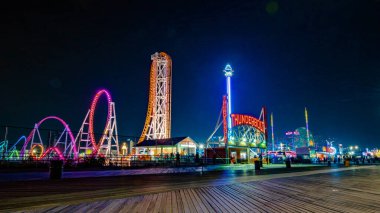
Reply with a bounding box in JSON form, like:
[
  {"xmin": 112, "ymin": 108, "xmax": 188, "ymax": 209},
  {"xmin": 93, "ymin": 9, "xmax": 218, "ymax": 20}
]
[{"xmin": 17, "ymin": 166, "xmax": 380, "ymax": 213}]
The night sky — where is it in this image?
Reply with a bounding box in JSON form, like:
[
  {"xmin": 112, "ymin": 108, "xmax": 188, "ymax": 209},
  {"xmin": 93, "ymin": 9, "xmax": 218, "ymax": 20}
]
[{"xmin": 1, "ymin": 1, "xmax": 380, "ymax": 147}]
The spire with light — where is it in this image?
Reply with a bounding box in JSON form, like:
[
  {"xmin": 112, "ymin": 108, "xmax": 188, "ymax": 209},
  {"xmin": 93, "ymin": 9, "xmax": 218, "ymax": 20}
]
[{"xmin": 223, "ymin": 64, "xmax": 234, "ymax": 137}]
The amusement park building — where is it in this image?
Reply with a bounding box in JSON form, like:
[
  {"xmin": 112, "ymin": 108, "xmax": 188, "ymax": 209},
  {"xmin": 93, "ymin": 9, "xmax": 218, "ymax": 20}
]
[{"xmin": 135, "ymin": 137, "xmax": 197, "ymax": 156}]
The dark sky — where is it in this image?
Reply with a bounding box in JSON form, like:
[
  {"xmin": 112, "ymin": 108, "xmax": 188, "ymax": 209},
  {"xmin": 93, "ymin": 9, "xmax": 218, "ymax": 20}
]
[{"xmin": 1, "ymin": 0, "xmax": 380, "ymax": 148}]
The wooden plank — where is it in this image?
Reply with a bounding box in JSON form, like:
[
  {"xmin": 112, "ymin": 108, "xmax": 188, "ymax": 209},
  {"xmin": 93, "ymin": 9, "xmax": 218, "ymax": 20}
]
[
  {"xmin": 171, "ymin": 191, "xmax": 179, "ymax": 213},
  {"xmin": 163, "ymin": 191, "xmax": 171, "ymax": 213},
  {"xmin": 222, "ymin": 184, "xmax": 273, "ymax": 213},
  {"xmin": 179, "ymin": 188, "xmax": 191, "ymax": 213},
  {"xmin": 198, "ymin": 187, "xmax": 230, "ymax": 212},
  {"xmin": 188, "ymin": 188, "xmax": 213, "ymax": 213},
  {"xmin": 194, "ymin": 187, "xmax": 220, "ymax": 212},
  {"xmin": 98, "ymin": 198, "xmax": 124, "ymax": 213},
  {"xmin": 146, "ymin": 193, "xmax": 159, "ymax": 213},
  {"xmin": 119, "ymin": 196, "xmax": 143, "ymax": 212},
  {"xmin": 183, "ymin": 188, "xmax": 201, "ymax": 213},
  {"xmin": 153, "ymin": 192, "xmax": 164, "ymax": 213},
  {"xmin": 175, "ymin": 190, "xmax": 184, "ymax": 213},
  {"xmin": 210, "ymin": 186, "xmax": 250, "ymax": 212},
  {"xmin": 13, "ymin": 166, "xmax": 380, "ymax": 213},
  {"xmin": 202, "ymin": 187, "xmax": 236, "ymax": 213},
  {"xmin": 136, "ymin": 194, "xmax": 154, "ymax": 213}
]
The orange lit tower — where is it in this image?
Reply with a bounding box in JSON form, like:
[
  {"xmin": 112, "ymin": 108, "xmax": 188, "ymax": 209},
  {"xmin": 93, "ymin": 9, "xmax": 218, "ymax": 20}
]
[{"xmin": 139, "ymin": 52, "xmax": 172, "ymax": 142}]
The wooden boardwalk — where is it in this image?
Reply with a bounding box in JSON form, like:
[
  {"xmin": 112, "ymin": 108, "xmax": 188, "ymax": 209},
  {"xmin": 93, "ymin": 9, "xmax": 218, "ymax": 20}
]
[{"xmin": 17, "ymin": 166, "xmax": 380, "ymax": 213}]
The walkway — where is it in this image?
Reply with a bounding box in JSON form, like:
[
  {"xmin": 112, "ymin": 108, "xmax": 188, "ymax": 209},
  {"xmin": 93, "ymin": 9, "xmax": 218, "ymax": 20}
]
[{"xmin": 1, "ymin": 166, "xmax": 378, "ymax": 212}]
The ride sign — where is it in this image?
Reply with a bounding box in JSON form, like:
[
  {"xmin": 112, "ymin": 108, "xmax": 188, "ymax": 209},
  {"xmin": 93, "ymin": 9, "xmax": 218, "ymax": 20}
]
[{"xmin": 231, "ymin": 114, "xmax": 265, "ymax": 133}]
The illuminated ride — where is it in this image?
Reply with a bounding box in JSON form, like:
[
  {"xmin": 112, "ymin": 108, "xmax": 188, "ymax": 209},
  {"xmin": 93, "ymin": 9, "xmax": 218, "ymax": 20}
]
[
  {"xmin": 228, "ymin": 113, "xmax": 267, "ymax": 149},
  {"xmin": 139, "ymin": 52, "xmax": 172, "ymax": 143},
  {"xmin": 205, "ymin": 65, "xmax": 233, "ymax": 146},
  {"xmin": 221, "ymin": 64, "xmax": 268, "ymax": 150},
  {"xmin": 2, "ymin": 136, "xmax": 26, "ymax": 160},
  {"xmin": 76, "ymin": 89, "xmax": 119, "ymax": 157},
  {"xmin": 0, "ymin": 140, "xmax": 7, "ymax": 156},
  {"xmin": 20, "ymin": 116, "xmax": 77, "ymax": 160},
  {"xmin": 293, "ymin": 127, "xmax": 314, "ymax": 148},
  {"xmin": 205, "ymin": 64, "xmax": 268, "ymax": 163},
  {"xmin": 29, "ymin": 144, "xmax": 44, "ymax": 159}
]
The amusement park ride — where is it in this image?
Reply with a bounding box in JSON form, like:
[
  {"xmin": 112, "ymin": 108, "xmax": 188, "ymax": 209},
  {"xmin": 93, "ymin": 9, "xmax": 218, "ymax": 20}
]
[
  {"xmin": 206, "ymin": 64, "xmax": 268, "ymax": 163},
  {"xmin": 15, "ymin": 90, "xmax": 119, "ymax": 161},
  {"xmin": 76, "ymin": 89, "xmax": 120, "ymax": 158},
  {"xmin": 138, "ymin": 52, "xmax": 172, "ymax": 142},
  {"xmin": 0, "ymin": 52, "xmax": 174, "ymax": 161},
  {"xmin": 1, "ymin": 51, "xmax": 268, "ymax": 164}
]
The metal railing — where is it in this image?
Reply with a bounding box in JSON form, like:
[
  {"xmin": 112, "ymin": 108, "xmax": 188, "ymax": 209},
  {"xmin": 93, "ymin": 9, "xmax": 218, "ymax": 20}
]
[{"xmin": 0, "ymin": 153, "xmax": 234, "ymax": 170}]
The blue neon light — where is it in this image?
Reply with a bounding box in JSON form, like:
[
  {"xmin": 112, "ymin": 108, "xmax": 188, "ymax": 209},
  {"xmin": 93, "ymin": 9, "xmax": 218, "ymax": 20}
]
[{"xmin": 9, "ymin": 136, "xmax": 26, "ymax": 151}]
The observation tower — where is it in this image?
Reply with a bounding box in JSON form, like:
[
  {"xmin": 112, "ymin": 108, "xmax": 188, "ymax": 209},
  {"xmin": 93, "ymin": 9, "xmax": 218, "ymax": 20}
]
[{"xmin": 139, "ymin": 52, "xmax": 172, "ymax": 142}]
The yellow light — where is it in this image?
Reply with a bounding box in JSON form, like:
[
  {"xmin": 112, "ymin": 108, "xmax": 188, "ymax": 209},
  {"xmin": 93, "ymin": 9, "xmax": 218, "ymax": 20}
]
[{"xmin": 122, "ymin": 142, "xmax": 127, "ymax": 150}]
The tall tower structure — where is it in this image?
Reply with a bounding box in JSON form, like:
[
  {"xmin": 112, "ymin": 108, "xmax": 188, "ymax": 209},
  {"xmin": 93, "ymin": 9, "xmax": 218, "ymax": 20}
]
[
  {"xmin": 271, "ymin": 112, "xmax": 275, "ymax": 151},
  {"xmin": 139, "ymin": 52, "xmax": 172, "ymax": 142},
  {"xmin": 224, "ymin": 64, "xmax": 234, "ymax": 139},
  {"xmin": 305, "ymin": 107, "xmax": 310, "ymax": 146}
]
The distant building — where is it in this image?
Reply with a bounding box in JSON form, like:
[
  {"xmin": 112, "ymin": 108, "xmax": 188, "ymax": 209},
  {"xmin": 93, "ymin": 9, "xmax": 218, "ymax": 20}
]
[{"xmin": 135, "ymin": 136, "xmax": 197, "ymax": 156}]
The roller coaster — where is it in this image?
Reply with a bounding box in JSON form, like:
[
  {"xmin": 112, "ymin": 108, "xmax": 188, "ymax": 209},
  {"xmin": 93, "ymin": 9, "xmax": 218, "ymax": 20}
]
[
  {"xmin": 1, "ymin": 89, "xmax": 119, "ymax": 161},
  {"xmin": 1, "ymin": 52, "xmax": 172, "ymax": 162},
  {"xmin": 1, "ymin": 51, "xmax": 267, "ymax": 164}
]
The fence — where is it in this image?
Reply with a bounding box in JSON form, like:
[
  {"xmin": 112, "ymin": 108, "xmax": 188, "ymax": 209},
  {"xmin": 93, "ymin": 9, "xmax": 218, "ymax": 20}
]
[{"xmin": 0, "ymin": 152, "xmax": 233, "ymax": 171}]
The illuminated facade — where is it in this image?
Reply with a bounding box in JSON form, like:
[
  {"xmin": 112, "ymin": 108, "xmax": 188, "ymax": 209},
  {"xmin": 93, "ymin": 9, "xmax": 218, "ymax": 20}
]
[
  {"xmin": 139, "ymin": 52, "xmax": 172, "ymax": 142},
  {"xmin": 136, "ymin": 137, "xmax": 197, "ymax": 156}
]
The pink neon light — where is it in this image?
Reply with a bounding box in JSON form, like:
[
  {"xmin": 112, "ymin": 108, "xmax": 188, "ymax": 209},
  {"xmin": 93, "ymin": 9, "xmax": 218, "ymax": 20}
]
[
  {"xmin": 40, "ymin": 147, "xmax": 65, "ymax": 160},
  {"xmin": 21, "ymin": 116, "xmax": 77, "ymax": 159},
  {"xmin": 88, "ymin": 89, "xmax": 112, "ymax": 152},
  {"xmin": 285, "ymin": 131, "xmax": 293, "ymax": 136}
]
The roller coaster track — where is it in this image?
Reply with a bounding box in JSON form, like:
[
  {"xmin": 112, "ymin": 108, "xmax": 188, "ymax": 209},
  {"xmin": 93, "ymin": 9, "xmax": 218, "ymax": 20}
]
[{"xmin": 139, "ymin": 52, "xmax": 172, "ymax": 142}]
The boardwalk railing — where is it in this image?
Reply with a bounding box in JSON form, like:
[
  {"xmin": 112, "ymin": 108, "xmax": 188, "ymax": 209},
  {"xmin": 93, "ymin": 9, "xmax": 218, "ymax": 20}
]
[
  {"xmin": 1, "ymin": 153, "xmax": 379, "ymax": 171},
  {"xmin": 0, "ymin": 153, "xmax": 233, "ymax": 170}
]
